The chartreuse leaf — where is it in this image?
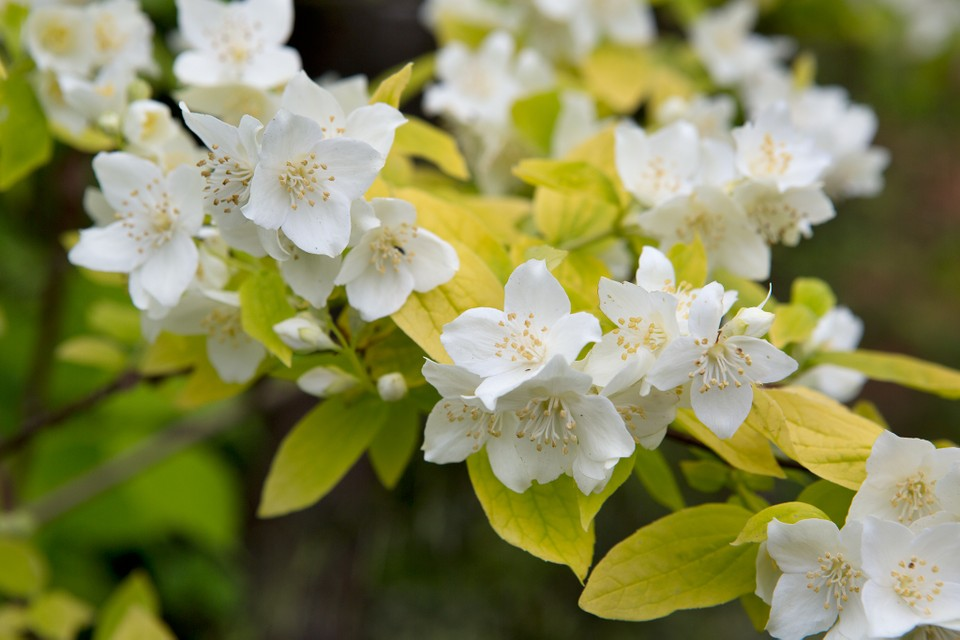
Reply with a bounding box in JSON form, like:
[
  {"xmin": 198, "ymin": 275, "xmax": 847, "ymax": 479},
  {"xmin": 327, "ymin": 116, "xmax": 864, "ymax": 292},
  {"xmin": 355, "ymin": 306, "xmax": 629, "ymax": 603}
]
[
  {"xmin": 673, "ymin": 409, "xmax": 785, "ymax": 478},
  {"xmin": 680, "ymin": 459, "xmax": 729, "ymax": 493},
  {"xmin": 55, "ymin": 336, "xmax": 127, "ymax": 372},
  {"xmin": 533, "ymin": 187, "xmax": 620, "ymax": 248},
  {"xmin": 791, "ymin": 278, "xmax": 836, "ymax": 317},
  {"xmin": 0, "ymin": 70, "xmax": 53, "ymax": 190},
  {"xmin": 467, "ymin": 453, "xmax": 594, "ymax": 581},
  {"xmin": 760, "ymin": 387, "xmax": 882, "ymax": 490},
  {"xmin": 732, "ymin": 502, "xmax": 830, "ymax": 546},
  {"xmin": 94, "ymin": 571, "xmax": 159, "ymax": 640},
  {"xmin": 26, "ymin": 591, "xmax": 93, "ymax": 640},
  {"xmin": 582, "ymin": 45, "xmax": 654, "ymax": 114},
  {"xmin": 578, "ymin": 453, "xmax": 636, "ymax": 530},
  {"xmin": 667, "ymin": 236, "xmax": 707, "ymax": 288},
  {"xmin": 852, "ymin": 399, "xmax": 889, "ymax": 428},
  {"xmin": 111, "ymin": 608, "xmax": 175, "ymax": 640},
  {"xmin": 139, "ymin": 333, "xmax": 198, "ymax": 375},
  {"xmin": 812, "ymin": 350, "xmax": 960, "ymax": 400},
  {"xmin": 769, "ymin": 303, "xmax": 819, "ymax": 348},
  {"xmin": 259, "ymin": 394, "xmax": 389, "ymax": 517},
  {"xmin": 175, "ymin": 355, "xmax": 250, "ymax": 410},
  {"xmin": 369, "ymin": 62, "xmax": 412, "ymax": 108},
  {"xmin": 0, "ymin": 538, "xmax": 48, "ymax": 597},
  {"xmin": 551, "ymin": 251, "xmax": 610, "ymax": 315},
  {"xmin": 392, "ymin": 116, "xmax": 469, "ymax": 180},
  {"xmin": 634, "ymin": 448, "xmax": 685, "ymax": 511},
  {"xmin": 367, "ymin": 400, "xmax": 422, "ymax": 489},
  {"xmin": 713, "ymin": 269, "xmax": 773, "ymax": 310},
  {"xmin": 579, "ymin": 504, "xmax": 756, "ymax": 620},
  {"xmin": 0, "ymin": 604, "xmax": 28, "ymax": 639},
  {"xmin": 511, "ymin": 91, "xmax": 562, "ymax": 154},
  {"xmin": 797, "ymin": 480, "xmax": 856, "ymax": 527},
  {"xmin": 240, "ymin": 269, "xmax": 295, "ymax": 367},
  {"xmin": 740, "ymin": 593, "xmax": 771, "ymax": 632},
  {"xmin": 514, "ymin": 159, "xmax": 620, "ymax": 206},
  {"xmin": 392, "ymin": 242, "xmax": 504, "ymax": 364}
]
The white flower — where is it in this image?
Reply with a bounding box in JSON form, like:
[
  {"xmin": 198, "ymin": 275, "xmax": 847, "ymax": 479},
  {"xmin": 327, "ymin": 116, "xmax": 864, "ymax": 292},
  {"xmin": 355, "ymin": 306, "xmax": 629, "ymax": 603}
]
[
  {"xmin": 58, "ymin": 64, "xmax": 133, "ymax": 128},
  {"xmin": 792, "ymin": 307, "xmax": 867, "ymax": 403},
  {"xmin": 88, "ymin": 0, "xmax": 156, "ymax": 74},
  {"xmin": 646, "ymin": 282, "xmax": 797, "ymax": 438},
  {"xmin": 242, "ymin": 110, "xmax": 383, "ymax": 256},
  {"xmin": 600, "ymin": 360, "xmax": 679, "ymax": 449},
  {"xmin": 334, "ymin": 198, "xmax": 459, "ymax": 321},
  {"xmin": 732, "ymin": 103, "xmax": 832, "ymax": 192},
  {"xmin": 173, "ymin": 0, "xmax": 301, "ymax": 89},
  {"xmin": 176, "ymin": 84, "xmax": 279, "ymax": 126},
  {"xmin": 764, "ymin": 518, "xmax": 870, "ymax": 640},
  {"xmin": 440, "ymin": 259, "xmax": 602, "ymax": 410},
  {"xmin": 860, "ymin": 518, "xmax": 960, "ymax": 638},
  {"xmin": 494, "ymin": 356, "xmax": 635, "ymax": 494},
  {"xmin": 615, "ymin": 120, "xmax": 701, "ymax": 207},
  {"xmin": 847, "ymin": 431, "xmax": 960, "ymax": 525},
  {"xmin": 68, "ymin": 152, "xmax": 203, "ymax": 310},
  {"xmin": 272, "ymin": 313, "xmax": 337, "ymax": 352},
  {"xmin": 531, "ymin": 0, "xmax": 655, "ymax": 61},
  {"xmin": 280, "ymin": 71, "xmax": 407, "ymax": 158},
  {"xmin": 655, "ymin": 94, "xmax": 737, "ymax": 141},
  {"xmin": 124, "ymin": 100, "xmax": 177, "ymax": 152},
  {"xmin": 25, "ymin": 5, "xmax": 94, "ymax": 75},
  {"xmin": 551, "ymin": 90, "xmax": 607, "ymax": 159},
  {"xmin": 732, "ymin": 181, "xmax": 836, "ymax": 246}
]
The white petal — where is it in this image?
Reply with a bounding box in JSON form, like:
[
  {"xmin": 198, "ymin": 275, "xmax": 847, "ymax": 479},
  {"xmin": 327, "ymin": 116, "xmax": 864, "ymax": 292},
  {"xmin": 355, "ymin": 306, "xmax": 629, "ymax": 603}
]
[
  {"xmin": 767, "ymin": 573, "xmax": 838, "ymax": 640},
  {"xmin": 726, "ymin": 336, "xmax": 798, "ymax": 383},
  {"xmin": 635, "ymin": 246, "xmax": 676, "ymax": 291},
  {"xmin": 504, "ymin": 259, "xmax": 570, "ymax": 323},
  {"xmin": 485, "ymin": 437, "xmax": 534, "ymax": 493},
  {"xmin": 688, "ymin": 281, "xmax": 726, "ymax": 337},
  {"xmin": 313, "ymin": 137, "xmax": 384, "ymax": 199},
  {"xmin": 440, "ymin": 307, "xmax": 512, "ymax": 374},
  {"xmin": 173, "ymin": 50, "xmax": 227, "ymax": 87},
  {"xmin": 344, "ymin": 103, "xmax": 407, "ymax": 157},
  {"xmin": 767, "ymin": 518, "xmax": 841, "ymax": 573},
  {"xmin": 422, "ymin": 360, "xmax": 482, "ymax": 398},
  {"xmin": 423, "ymin": 399, "xmax": 486, "ymax": 464},
  {"xmin": 345, "ymin": 264, "xmax": 415, "ymax": 321},
  {"xmin": 137, "ymin": 234, "xmax": 198, "ymax": 307},
  {"xmin": 405, "ymin": 230, "xmax": 459, "ymax": 292},
  {"xmin": 207, "ymin": 334, "xmax": 265, "ymax": 383},
  {"xmin": 242, "ymin": 47, "xmax": 302, "ymax": 89},
  {"xmin": 279, "ymin": 250, "xmax": 340, "ymax": 308},
  {"xmin": 568, "ymin": 395, "xmax": 634, "ymax": 462},
  {"xmin": 690, "ymin": 380, "xmax": 754, "ymax": 439},
  {"xmin": 69, "ymin": 223, "xmax": 144, "ymax": 272},
  {"xmin": 280, "ymin": 71, "xmax": 346, "ymax": 124},
  {"xmin": 92, "ymin": 152, "xmax": 161, "ymax": 213},
  {"xmin": 547, "ymin": 312, "xmax": 602, "ymax": 362},
  {"xmin": 646, "ymin": 338, "xmax": 702, "ymax": 389},
  {"xmin": 280, "ymin": 192, "xmax": 352, "ymax": 256}
]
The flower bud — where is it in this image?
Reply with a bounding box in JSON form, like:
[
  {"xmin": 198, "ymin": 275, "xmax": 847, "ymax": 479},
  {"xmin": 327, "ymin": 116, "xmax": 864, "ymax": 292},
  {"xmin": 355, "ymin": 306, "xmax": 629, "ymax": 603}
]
[
  {"xmin": 377, "ymin": 372, "xmax": 407, "ymax": 402},
  {"xmin": 297, "ymin": 366, "xmax": 358, "ymax": 398},
  {"xmin": 273, "ymin": 314, "xmax": 337, "ymax": 352},
  {"xmin": 724, "ymin": 306, "xmax": 775, "ymax": 338}
]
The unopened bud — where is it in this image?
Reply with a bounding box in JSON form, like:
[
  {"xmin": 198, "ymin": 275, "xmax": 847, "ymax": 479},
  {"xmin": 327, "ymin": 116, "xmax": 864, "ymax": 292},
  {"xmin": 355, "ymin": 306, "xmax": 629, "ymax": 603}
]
[
  {"xmin": 273, "ymin": 314, "xmax": 337, "ymax": 352},
  {"xmin": 377, "ymin": 372, "xmax": 407, "ymax": 402},
  {"xmin": 297, "ymin": 366, "xmax": 358, "ymax": 398},
  {"xmin": 725, "ymin": 306, "xmax": 775, "ymax": 338}
]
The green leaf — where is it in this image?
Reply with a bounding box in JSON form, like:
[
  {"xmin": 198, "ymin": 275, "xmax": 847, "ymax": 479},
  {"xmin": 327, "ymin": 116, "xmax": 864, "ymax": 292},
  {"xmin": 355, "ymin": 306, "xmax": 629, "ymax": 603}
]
[
  {"xmin": 633, "ymin": 448, "xmax": 685, "ymax": 511},
  {"xmin": 673, "ymin": 409, "xmax": 786, "ymax": 478},
  {"xmin": 797, "ymin": 480, "xmax": 856, "ymax": 527},
  {"xmin": 533, "ymin": 188, "xmax": 620, "ymax": 249},
  {"xmin": 514, "ymin": 159, "xmax": 619, "ymax": 205},
  {"xmin": 582, "ymin": 45, "xmax": 653, "ymax": 113},
  {"xmin": 577, "ymin": 452, "xmax": 636, "ymax": 530},
  {"xmin": 175, "ymin": 356, "xmax": 250, "ymax": 410},
  {"xmin": 26, "ymin": 591, "xmax": 93, "ymax": 640},
  {"xmin": 94, "ymin": 572, "xmax": 159, "ymax": 640},
  {"xmin": 732, "ymin": 502, "xmax": 830, "ymax": 545},
  {"xmin": 791, "ymin": 278, "xmax": 836, "ymax": 317},
  {"xmin": 467, "ymin": 453, "xmax": 594, "ymax": 581},
  {"xmin": 0, "ymin": 71, "xmax": 53, "ymax": 190},
  {"xmin": 579, "ymin": 504, "xmax": 756, "ymax": 620},
  {"xmin": 367, "ymin": 401, "xmax": 421, "ymax": 489},
  {"xmin": 392, "ymin": 243, "xmax": 503, "ymax": 364},
  {"xmin": 511, "ymin": 91, "xmax": 562, "ymax": 153},
  {"xmin": 259, "ymin": 394, "xmax": 389, "ymax": 517},
  {"xmin": 392, "ymin": 116, "xmax": 469, "ymax": 180},
  {"xmin": 110, "ymin": 608, "xmax": 175, "ymax": 640},
  {"xmin": 852, "ymin": 399, "xmax": 889, "ymax": 428},
  {"xmin": 0, "ymin": 538, "xmax": 48, "ymax": 597},
  {"xmin": 769, "ymin": 303, "xmax": 819, "ymax": 348},
  {"xmin": 87, "ymin": 300, "xmax": 142, "ymax": 345},
  {"xmin": 239, "ymin": 269, "xmax": 295, "ymax": 367},
  {"xmin": 368, "ymin": 62, "xmax": 412, "ymax": 108},
  {"xmin": 0, "ymin": 4, "xmax": 29, "ymax": 56},
  {"xmin": 667, "ymin": 236, "xmax": 708, "ymax": 289},
  {"xmin": 739, "ymin": 593, "xmax": 771, "ymax": 632},
  {"xmin": 55, "ymin": 336, "xmax": 126, "ymax": 372},
  {"xmin": 812, "ymin": 350, "xmax": 960, "ymax": 400},
  {"xmin": 679, "ymin": 459, "xmax": 729, "ymax": 493},
  {"xmin": 760, "ymin": 387, "xmax": 882, "ymax": 490}
]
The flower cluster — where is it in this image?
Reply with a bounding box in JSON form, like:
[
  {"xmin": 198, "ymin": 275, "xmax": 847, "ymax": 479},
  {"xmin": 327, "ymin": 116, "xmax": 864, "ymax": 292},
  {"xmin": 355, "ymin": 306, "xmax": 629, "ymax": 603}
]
[{"xmin": 760, "ymin": 431, "xmax": 960, "ymax": 640}]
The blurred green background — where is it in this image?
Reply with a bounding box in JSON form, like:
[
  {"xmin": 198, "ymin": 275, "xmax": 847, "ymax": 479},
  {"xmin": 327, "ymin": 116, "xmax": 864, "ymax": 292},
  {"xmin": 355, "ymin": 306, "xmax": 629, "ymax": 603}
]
[{"xmin": 1, "ymin": 0, "xmax": 959, "ymax": 638}]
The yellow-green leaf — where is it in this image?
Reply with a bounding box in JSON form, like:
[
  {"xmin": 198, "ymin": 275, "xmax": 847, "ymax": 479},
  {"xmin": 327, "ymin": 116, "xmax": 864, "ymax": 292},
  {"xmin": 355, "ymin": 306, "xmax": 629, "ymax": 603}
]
[
  {"xmin": 139, "ymin": 333, "xmax": 198, "ymax": 376},
  {"xmin": 94, "ymin": 571, "xmax": 159, "ymax": 640},
  {"xmin": 797, "ymin": 480, "xmax": 856, "ymax": 527},
  {"xmin": 467, "ymin": 453, "xmax": 594, "ymax": 581},
  {"xmin": 579, "ymin": 504, "xmax": 756, "ymax": 620},
  {"xmin": 511, "ymin": 91, "xmax": 561, "ymax": 153},
  {"xmin": 392, "ymin": 116, "xmax": 469, "ymax": 180},
  {"xmin": 258, "ymin": 394, "xmax": 389, "ymax": 517},
  {"xmin": 26, "ymin": 591, "xmax": 93, "ymax": 640},
  {"xmin": 369, "ymin": 62, "xmax": 412, "ymax": 108},
  {"xmin": 680, "ymin": 459, "xmax": 729, "ymax": 493},
  {"xmin": 762, "ymin": 387, "xmax": 882, "ymax": 490},
  {"xmin": 740, "ymin": 593, "xmax": 771, "ymax": 632},
  {"xmin": 667, "ymin": 236, "xmax": 707, "ymax": 289},
  {"xmin": 634, "ymin": 448, "xmax": 685, "ymax": 511},
  {"xmin": 175, "ymin": 356, "xmax": 250, "ymax": 410},
  {"xmin": 110, "ymin": 608, "xmax": 175, "ymax": 640},
  {"xmin": 578, "ymin": 453, "xmax": 636, "ymax": 530},
  {"xmin": 673, "ymin": 409, "xmax": 786, "ymax": 478},
  {"xmin": 514, "ymin": 159, "xmax": 619, "ymax": 205},
  {"xmin": 732, "ymin": 502, "xmax": 830, "ymax": 545},
  {"xmin": 88, "ymin": 300, "xmax": 142, "ymax": 345},
  {"xmin": 55, "ymin": 336, "xmax": 126, "ymax": 372},
  {"xmin": 769, "ymin": 303, "xmax": 819, "ymax": 348},
  {"xmin": 240, "ymin": 270, "xmax": 295, "ymax": 367},
  {"xmin": 791, "ymin": 278, "xmax": 835, "ymax": 317},
  {"xmin": 812, "ymin": 350, "xmax": 960, "ymax": 400},
  {"xmin": 392, "ymin": 243, "xmax": 503, "ymax": 363},
  {"xmin": 852, "ymin": 399, "xmax": 889, "ymax": 428},
  {"xmin": 0, "ymin": 71, "xmax": 52, "ymax": 190},
  {"xmin": 367, "ymin": 400, "xmax": 422, "ymax": 489},
  {"xmin": 533, "ymin": 188, "xmax": 620, "ymax": 248},
  {"xmin": 0, "ymin": 538, "xmax": 47, "ymax": 597},
  {"xmin": 582, "ymin": 45, "xmax": 653, "ymax": 113}
]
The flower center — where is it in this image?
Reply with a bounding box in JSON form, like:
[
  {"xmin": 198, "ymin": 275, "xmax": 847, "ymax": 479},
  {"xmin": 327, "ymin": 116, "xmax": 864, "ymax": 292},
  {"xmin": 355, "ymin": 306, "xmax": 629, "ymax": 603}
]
[
  {"xmin": 805, "ymin": 551, "xmax": 863, "ymax": 612},
  {"xmin": 493, "ymin": 312, "xmax": 548, "ymax": 365},
  {"xmin": 689, "ymin": 336, "xmax": 752, "ymax": 393},
  {"xmin": 612, "ymin": 315, "xmax": 669, "ymax": 360},
  {"xmin": 751, "ymin": 133, "xmax": 794, "ymax": 177},
  {"xmin": 94, "ymin": 15, "xmax": 127, "ymax": 55},
  {"xmin": 38, "ymin": 20, "xmax": 75, "ymax": 55},
  {"xmin": 200, "ymin": 307, "xmax": 245, "ymax": 347},
  {"xmin": 891, "ymin": 471, "xmax": 940, "ymax": 524},
  {"xmin": 891, "ymin": 555, "xmax": 945, "ymax": 618},
  {"xmin": 369, "ymin": 224, "xmax": 416, "ymax": 273},
  {"xmin": 198, "ymin": 144, "xmax": 254, "ymax": 216},
  {"xmin": 117, "ymin": 180, "xmax": 180, "ymax": 249},
  {"xmin": 442, "ymin": 400, "xmax": 505, "ymax": 452},
  {"xmin": 208, "ymin": 12, "xmax": 265, "ymax": 74},
  {"xmin": 277, "ymin": 153, "xmax": 333, "ymax": 210},
  {"xmin": 515, "ymin": 396, "xmax": 578, "ymax": 454},
  {"xmin": 639, "ymin": 155, "xmax": 684, "ymax": 200}
]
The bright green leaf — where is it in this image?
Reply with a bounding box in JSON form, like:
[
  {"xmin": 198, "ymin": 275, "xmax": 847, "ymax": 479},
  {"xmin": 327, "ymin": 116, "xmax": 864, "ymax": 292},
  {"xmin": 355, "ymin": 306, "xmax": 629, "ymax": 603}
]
[
  {"xmin": 633, "ymin": 448, "xmax": 685, "ymax": 511},
  {"xmin": 467, "ymin": 452, "xmax": 594, "ymax": 581},
  {"xmin": 26, "ymin": 591, "xmax": 93, "ymax": 640},
  {"xmin": 769, "ymin": 303, "xmax": 819, "ymax": 348},
  {"xmin": 0, "ymin": 71, "xmax": 53, "ymax": 190},
  {"xmin": 239, "ymin": 270, "xmax": 295, "ymax": 367},
  {"xmin": 680, "ymin": 459, "xmax": 729, "ymax": 493},
  {"xmin": 0, "ymin": 538, "xmax": 47, "ymax": 597},
  {"xmin": 673, "ymin": 409, "xmax": 786, "ymax": 478},
  {"xmin": 0, "ymin": 604, "xmax": 28, "ymax": 639},
  {"xmin": 175, "ymin": 356, "xmax": 251, "ymax": 410},
  {"xmin": 139, "ymin": 333, "xmax": 198, "ymax": 376},
  {"xmin": 579, "ymin": 504, "xmax": 756, "ymax": 620},
  {"xmin": 55, "ymin": 336, "xmax": 126, "ymax": 372},
  {"xmin": 511, "ymin": 91, "xmax": 561, "ymax": 153},
  {"xmin": 369, "ymin": 62, "xmax": 412, "ymax": 108},
  {"xmin": 667, "ymin": 236, "xmax": 707, "ymax": 289},
  {"xmin": 259, "ymin": 394, "xmax": 389, "ymax": 517},
  {"xmin": 94, "ymin": 571, "xmax": 159, "ymax": 640},
  {"xmin": 367, "ymin": 401, "xmax": 421, "ymax": 489},
  {"xmin": 392, "ymin": 116, "xmax": 469, "ymax": 180},
  {"xmin": 582, "ymin": 45, "xmax": 653, "ymax": 113},
  {"xmin": 578, "ymin": 452, "xmax": 636, "ymax": 530},
  {"xmin": 110, "ymin": 607, "xmax": 175, "ymax": 640},
  {"xmin": 514, "ymin": 159, "xmax": 619, "ymax": 205},
  {"xmin": 812, "ymin": 350, "xmax": 960, "ymax": 400},
  {"xmin": 88, "ymin": 300, "xmax": 142, "ymax": 345},
  {"xmin": 797, "ymin": 480, "xmax": 856, "ymax": 527},
  {"xmin": 852, "ymin": 399, "xmax": 889, "ymax": 428},
  {"xmin": 533, "ymin": 188, "xmax": 620, "ymax": 249},
  {"xmin": 791, "ymin": 278, "xmax": 836, "ymax": 317},
  {"xmin": 732, "ymin": 502, "xmax": 830, "ymax": 545}
]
